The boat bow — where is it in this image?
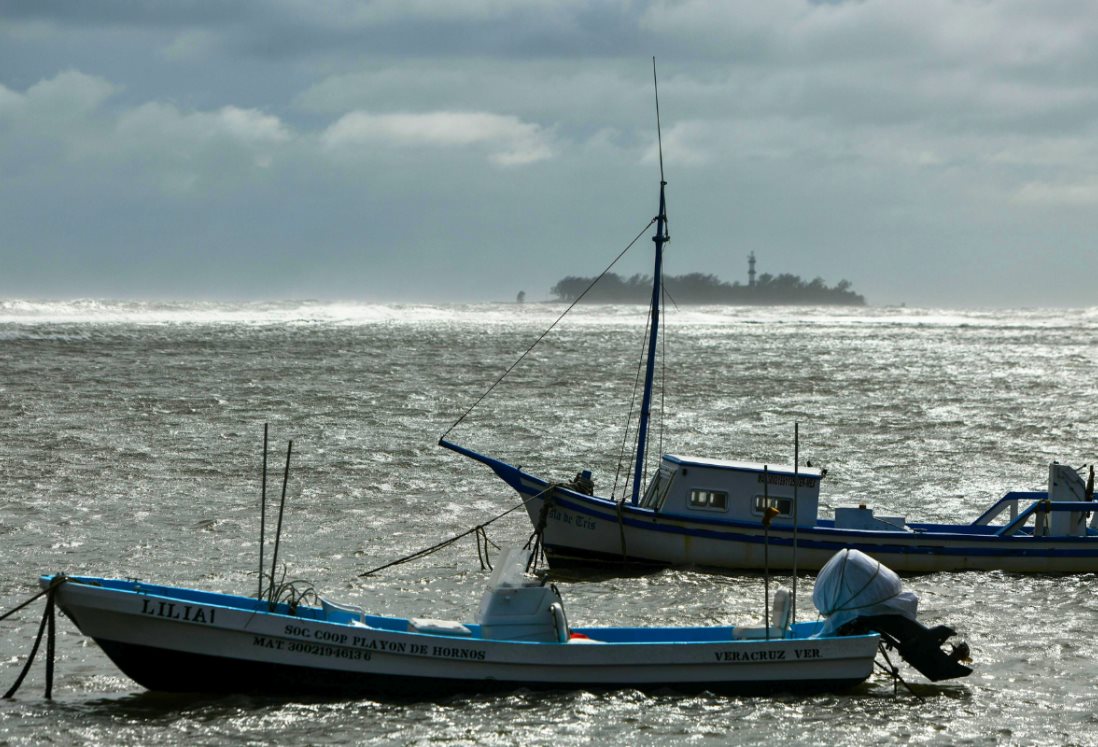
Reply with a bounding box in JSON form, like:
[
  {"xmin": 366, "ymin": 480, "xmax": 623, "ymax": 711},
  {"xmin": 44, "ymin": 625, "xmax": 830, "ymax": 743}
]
[{"xmin": 439, "ymin": 439, "xmax": 548, "ymax": 496}]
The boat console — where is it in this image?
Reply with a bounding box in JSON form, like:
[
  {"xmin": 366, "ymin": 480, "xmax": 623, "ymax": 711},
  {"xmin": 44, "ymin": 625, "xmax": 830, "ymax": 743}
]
[{"xmin": 476, "ymin": 547, "xmax": 569, "ymax": 643}]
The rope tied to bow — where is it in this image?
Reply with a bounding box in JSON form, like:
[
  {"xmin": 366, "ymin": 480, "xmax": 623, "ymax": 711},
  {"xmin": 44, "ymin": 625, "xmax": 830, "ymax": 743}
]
[{"xmin": 3, "ymin": 574, "xmax": 68, "ymax": 700}]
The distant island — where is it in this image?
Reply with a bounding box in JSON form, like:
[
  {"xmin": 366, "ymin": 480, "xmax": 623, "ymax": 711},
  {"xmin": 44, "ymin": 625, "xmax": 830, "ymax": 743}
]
[
  {"xmin": 551, "ymin": 252, "xmax": 864, "ymax": 306},
  {"xmin": 552, "ymin": 273, "xmax": 865, "ymax": 306}
]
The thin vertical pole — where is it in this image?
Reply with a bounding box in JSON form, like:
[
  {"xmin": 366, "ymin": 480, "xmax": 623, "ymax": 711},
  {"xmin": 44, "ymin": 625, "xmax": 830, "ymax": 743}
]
[
  {"xmin": 763, "ymin": 465, "xmax": 770, "ymax": 640},
  {"xmin": 632, "ymin": 58, "xmax": 669, "ymax": 505},
  {"xmin": 792, "ymin": 423, "xmax": 800, "ymax": 626},
  {"xmin": 268, "ymin": 440, "xmax": 293, "ymax": 606},
  {"xmin": 258, "ymin": 423, "xmax": 268, "ymax": 600}
]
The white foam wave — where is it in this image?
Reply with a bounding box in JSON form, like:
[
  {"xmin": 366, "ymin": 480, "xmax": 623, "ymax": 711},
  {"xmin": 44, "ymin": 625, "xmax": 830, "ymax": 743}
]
[{"xmin": 0, "ymin": 299, "xmax": 1094, "ymax": 330}]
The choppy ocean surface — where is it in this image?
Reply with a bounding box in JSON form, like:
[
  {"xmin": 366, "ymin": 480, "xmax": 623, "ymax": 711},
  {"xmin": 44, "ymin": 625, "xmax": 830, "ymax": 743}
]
[{"xmin": 2, "ymin": 300, "xmax": 1098, "ymax": 746}]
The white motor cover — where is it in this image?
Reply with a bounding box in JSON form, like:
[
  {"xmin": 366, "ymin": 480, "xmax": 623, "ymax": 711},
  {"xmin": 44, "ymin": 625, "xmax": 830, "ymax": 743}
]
[
  {"xmin": 813, "ymin": 548, "xmax": 918, "ymax": 636},
  {"xmin": 1048, "ymin": 463, "xmax": 1089, "ymax": 536},
  {"xmin": 476, "ymin": 545, "xmax": 567, "ymax": 642}
]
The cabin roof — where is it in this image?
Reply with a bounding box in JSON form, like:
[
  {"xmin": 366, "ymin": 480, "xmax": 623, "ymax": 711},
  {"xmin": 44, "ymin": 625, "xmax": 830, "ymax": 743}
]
[{"xmin": 662, "ymin": 453, "xmax": 823, "ymax": 478}]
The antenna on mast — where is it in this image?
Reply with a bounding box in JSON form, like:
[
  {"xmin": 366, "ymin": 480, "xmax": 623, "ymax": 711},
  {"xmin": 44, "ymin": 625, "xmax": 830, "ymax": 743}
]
[
  {"xmin": 630, "ymin": 58, "xmax": 670, "ymax": 505},
  {"xmin": 652, "ymin": 57, "xmax": 665, "ymax": 183}
]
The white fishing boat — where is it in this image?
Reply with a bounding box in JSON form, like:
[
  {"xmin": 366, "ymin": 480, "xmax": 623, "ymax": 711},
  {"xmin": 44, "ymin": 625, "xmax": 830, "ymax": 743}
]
[
  {"xmin": 39, "ymin": 547, "xmax": 970, "ymax": 696},
  {"xmin": 442, "ymin": 441, "xmax": 1098, "ymax": 573},
  {"xmin": 440, "ymin": 67, "xmax": 1098, "ymax": 575}
]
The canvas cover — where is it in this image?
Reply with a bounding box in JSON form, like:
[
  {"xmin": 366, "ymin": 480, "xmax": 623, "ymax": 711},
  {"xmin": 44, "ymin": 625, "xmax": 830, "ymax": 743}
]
[
  {"xmin": 485, "ymin": 545, "xmax": 534, "ymax": 590},
  {"xmin": 812, "ymin": 548, "xmax": 919, "ymax": 635}
]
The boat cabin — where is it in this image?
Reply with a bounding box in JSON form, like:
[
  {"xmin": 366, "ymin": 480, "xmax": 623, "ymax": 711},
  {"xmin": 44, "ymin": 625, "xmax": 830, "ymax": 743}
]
[{"xmin": 639, "ymin": 454, "xmax": 822, "ymax": 528}]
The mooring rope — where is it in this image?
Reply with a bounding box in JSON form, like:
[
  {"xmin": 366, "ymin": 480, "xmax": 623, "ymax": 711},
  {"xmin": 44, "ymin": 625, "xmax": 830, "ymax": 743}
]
[
  {"xmin": 0, "ymin": 581, "xmax": 59, "ymax": 624},
  {"xmin": 522, "ymin": 486, "xmax": 560, "ymax": 574},
  {"xmin": 358, "ymin": 486, "xmax": 558, "ymax": 578},
  {"xmin": 261, "ymin": 566, "xmax": 319, "ymax": 614},
  {"xmin": 2, "ymin": 575, "xmax": 67, "ymax": 700},
  {"xmin": 474, "ymin": 526, "xmax": 499, "ymax": 571},
  {"xmin": 616, "ymin": 498, "xmax": 628, "ymax": 562}
]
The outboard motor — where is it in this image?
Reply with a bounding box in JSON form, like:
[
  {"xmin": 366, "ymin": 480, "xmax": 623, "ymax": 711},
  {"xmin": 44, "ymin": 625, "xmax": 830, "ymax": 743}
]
[
  {"xmin": 814, "ymin": 549, "xmax": 972, "ymax": 682},
  {"xmin": 1048, "ymin": 462, "xmax": 1090, "ymax": 536}
]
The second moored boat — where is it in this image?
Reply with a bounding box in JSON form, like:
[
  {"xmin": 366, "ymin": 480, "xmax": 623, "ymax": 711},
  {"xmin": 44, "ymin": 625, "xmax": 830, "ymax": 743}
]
[{"xmin": 441, "ymin": 64, "xmax": 1098, "ymax": 575}]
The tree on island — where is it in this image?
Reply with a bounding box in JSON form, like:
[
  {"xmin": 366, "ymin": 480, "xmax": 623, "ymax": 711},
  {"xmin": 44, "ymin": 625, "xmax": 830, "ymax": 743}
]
[{"xmin": 550, "ymin": 272, "xmax": 865, "ymax": 306}]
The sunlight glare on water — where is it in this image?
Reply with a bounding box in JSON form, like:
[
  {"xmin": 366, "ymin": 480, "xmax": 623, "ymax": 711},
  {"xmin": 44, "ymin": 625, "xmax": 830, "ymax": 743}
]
[{"xmin": 2, "ymin": 302, "xmax": 1097, "ymax": 745}]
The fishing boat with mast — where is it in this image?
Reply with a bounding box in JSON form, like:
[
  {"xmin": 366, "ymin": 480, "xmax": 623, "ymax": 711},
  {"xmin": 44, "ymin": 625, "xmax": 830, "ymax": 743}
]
[{"xmin": 440, "ymin": 66, "xmax": 1098, "ymax": 575}]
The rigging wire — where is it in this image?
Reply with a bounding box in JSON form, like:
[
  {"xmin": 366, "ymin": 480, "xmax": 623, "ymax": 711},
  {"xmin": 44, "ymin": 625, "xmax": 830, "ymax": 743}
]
[
  {"xmin": 612, "ymin": 307, "xmax": 654, "ymax": 500},
  {"xmin": 626, "ymin": 56, "xmax": 671, "ymax": 502},
  {"xmin": 440, "ymin": 217, "xmax": 657, "ymax": 442},
  {"xmin": 653, "ymin": 56, "xmax": 664, "ymax": 183},
  {"xmin": 613, "ymin": 61, "xmax": 675, "ymax": 499},
  {"xmin": 654, "ymin": 281, "xmax": 663, "ymax": 454}
]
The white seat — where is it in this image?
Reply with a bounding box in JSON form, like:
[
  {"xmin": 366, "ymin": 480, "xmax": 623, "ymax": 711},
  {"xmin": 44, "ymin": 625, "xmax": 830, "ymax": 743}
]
[
  {"xmin": 732, "ymin": 587, "xmax": 792, "ymax": 640},
  {"xmin": 320, "ymin": 597, "xmax": 367, "ymax": 626},
  {"xmin": 407, "ymin": 618, "xmax": 473, "ymax": 637}
]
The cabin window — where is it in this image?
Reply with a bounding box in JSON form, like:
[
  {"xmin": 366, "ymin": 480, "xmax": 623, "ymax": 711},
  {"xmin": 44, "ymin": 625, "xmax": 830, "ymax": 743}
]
[
  {"xmin": 640, "ymin": 469, "xmax": 674, "ymax": 510},
  {"xmin": 689, "ymin": 489, "xmax": 728, "ymax": 511},
  {"xmin": 754, "ymin": 495, "xmax": 793, "ymax": 517}
]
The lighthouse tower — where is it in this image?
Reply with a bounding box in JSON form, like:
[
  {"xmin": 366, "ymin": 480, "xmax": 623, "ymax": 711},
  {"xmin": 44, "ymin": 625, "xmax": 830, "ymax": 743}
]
[{"xmin": 748, "ymin": 251, "xmax": 757, "ymax": 288}]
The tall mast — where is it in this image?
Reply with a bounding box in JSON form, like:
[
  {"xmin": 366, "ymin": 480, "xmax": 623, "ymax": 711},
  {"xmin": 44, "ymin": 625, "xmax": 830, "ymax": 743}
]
[{"xmin": 631, "ymin": 58, "xmax": 670, "ymax": 505}]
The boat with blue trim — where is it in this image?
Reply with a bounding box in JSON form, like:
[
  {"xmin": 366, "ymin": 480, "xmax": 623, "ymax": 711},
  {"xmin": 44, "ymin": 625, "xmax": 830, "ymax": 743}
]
[
  {"xmin": 442, "ymin": 439, "xmax": 1098, "ymax": 573},
  {"xmin": 40, "ymin": 547, "xmax": 970, "ymax": 696},
  {"xmin": 440, "ymin": 68, "xmax": 1098, "ymax": 575}
]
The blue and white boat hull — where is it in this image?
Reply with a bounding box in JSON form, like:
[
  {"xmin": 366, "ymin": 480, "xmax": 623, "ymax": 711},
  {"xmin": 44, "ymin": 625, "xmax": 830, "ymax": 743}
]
[
  {"xmin": 529, "ymin": 489, "xmax": 1098, "ymax": 574},
  {"xmin": 45, "ymin": 575, "xmax": 880, "ymax": 696},
  {"xmin": 441, "ymin": 440, "xmax": 1098, "ymax": 574}
]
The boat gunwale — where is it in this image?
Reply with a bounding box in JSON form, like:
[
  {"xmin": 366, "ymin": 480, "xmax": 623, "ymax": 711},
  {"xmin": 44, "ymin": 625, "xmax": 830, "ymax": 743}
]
[
  {"xmin": 45, "ymin": 574, "xmax": 880, "ymax": 647},
  {"xmin": 546, "ymin": 491, "xmax": 1098, "ymax": 550}
]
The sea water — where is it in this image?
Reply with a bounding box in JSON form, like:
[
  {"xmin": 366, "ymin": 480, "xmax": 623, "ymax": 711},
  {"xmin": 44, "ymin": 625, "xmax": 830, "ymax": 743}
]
[{"xmin": 1, "ymin": 301, "xmax": 1097, "ymax": 746}]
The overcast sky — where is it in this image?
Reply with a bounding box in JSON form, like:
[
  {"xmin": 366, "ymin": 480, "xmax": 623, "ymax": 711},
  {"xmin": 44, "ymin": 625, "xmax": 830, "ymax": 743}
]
[{"xmin": 2, "ymin": 1, "xmax": 1097, "ymax": 307}]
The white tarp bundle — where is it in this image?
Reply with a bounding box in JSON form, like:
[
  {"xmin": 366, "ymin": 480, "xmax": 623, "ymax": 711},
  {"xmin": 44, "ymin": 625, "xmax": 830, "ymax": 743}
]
[
  {"xmin": 812, "ymin": 548, "xmax": 919, "ymax": 636},
  {"xmin": 485, "ymin": 545, "xmax": 534, "ymax": 590}
]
